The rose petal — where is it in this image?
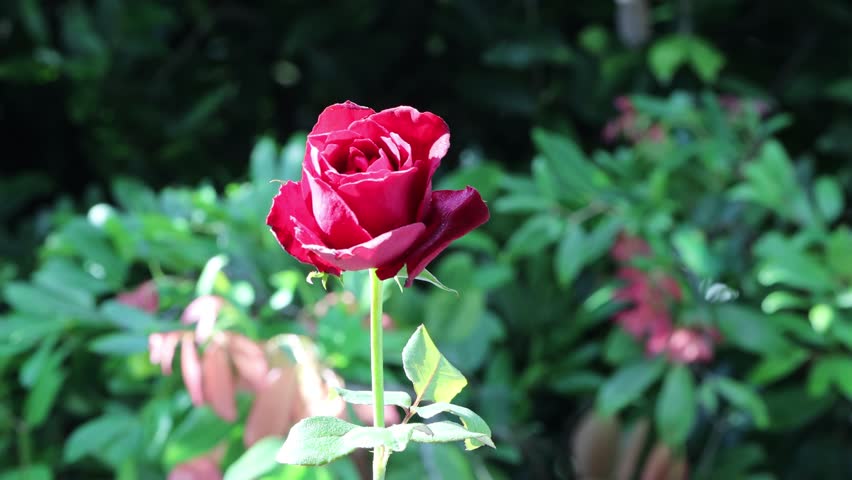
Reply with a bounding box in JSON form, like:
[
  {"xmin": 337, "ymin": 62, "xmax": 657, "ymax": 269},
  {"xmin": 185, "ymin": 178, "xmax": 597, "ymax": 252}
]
[
  {"xmin": 336, "ymin": 166, "xmax": 425, "ymax": 236},
  {"xmin": 266, "ymin": 181, "xmax": 341, "ymax": 275},
  {"xmin": 181, "ymin": 332, "xmax": 205, "ymax": 406},
  {"xmin": 369, "ymin": 106, "xmax": 450, "ymax": 167},
  {"xmin": 309, "ymin": 101, "xmax": 375, "ymax": 136},
  {"xmin": 202, "ymin": 342, "xmax": 237, "ymax": 422},
  {"xmin": 377, "ymin": 187, "xmax": 489, "ymax": 286},
  {"xmin": 305, "ymin": 174, "xmax": 372, "ymax": 248},
  {"xmin": 303, "ymin": 222, "xmax": 426, "ymax": 272}
]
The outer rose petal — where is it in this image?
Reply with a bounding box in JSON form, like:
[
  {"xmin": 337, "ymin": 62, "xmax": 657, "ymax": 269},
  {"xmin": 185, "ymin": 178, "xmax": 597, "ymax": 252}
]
[
  {"xmin": 305, "ymin": 174, "xmax": 372, "ymax": 248},
  {"xmin": 309, "ymin": 101, "xmax": 375, "ymax": 137},
  {"xmin": 266, "ymin": 181, "xmax": 340, "ymax": 275},
  {"xmin": 369, "ymin": 106, "xmax": 450, "ymax": 167},
  {"xmin": 377, "ymin": 187, "xmax": 489, "ymax": 286},
  {"xmin": 303, "ymin": 222, "xmax": 426, "ymax": 272}
]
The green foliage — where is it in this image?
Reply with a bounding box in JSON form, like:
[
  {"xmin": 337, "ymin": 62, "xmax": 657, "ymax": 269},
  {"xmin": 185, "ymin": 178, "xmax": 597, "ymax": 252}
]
[{"xmin": 4, "ymin": 1, "xmax": 852, "ymax": 477}]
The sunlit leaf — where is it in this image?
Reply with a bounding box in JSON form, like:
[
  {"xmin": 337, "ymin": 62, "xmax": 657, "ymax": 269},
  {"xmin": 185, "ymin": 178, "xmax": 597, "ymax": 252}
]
[
  {"xmin": 332, "ymin": 387, "xmax": 412, "ymax": 409},
  {"xmin": 402, "ymin": 325, "xmax": 467, "ymax": 404},
  {"xmin": 276, "ymin": 417, "xmax": 422, "ymax": 466},
  {"xmin": 412, "ymin": 402, "xmax": 494, "ymax": 449}
]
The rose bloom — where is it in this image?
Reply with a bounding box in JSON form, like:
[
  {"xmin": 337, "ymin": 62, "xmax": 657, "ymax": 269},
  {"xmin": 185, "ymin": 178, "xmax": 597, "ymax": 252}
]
[{"xmin": 267, "ymin": 101, "xmax": 489, "ymax": 286}]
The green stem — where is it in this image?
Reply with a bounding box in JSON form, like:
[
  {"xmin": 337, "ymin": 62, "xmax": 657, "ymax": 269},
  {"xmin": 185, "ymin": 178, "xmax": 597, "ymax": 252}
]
[{"xmin": 369, "ymin": 269, "xmax": 387, "ymax": 480}]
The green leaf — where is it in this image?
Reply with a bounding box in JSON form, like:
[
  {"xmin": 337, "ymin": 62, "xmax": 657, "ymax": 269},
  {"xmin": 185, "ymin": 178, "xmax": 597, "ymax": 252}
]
[
  {"xmin": 655, "ymin": 366, "xmax": 696, "ymax": 446},
  {"xmin": 196, "ymin": 254, "xmax": 228, "ymax": 296},
  {"xmin": 19, "ymin": 335, "xmax": 59, "ymax": 388},
  {"xmin": 64, "ymin": 413, "xmax": 136, "ymax": 463},
  {"xmin": 671, "ymin": 228, "xmax": 717, "ymax": 279},
  {"xmin": 408, "ymin": 421, "xmax": 490, "ymax": 447},
  {"xmin": 747, "ymin": 349, "xmax": 809, "ymax": 386},
  {"xmin": 688, "ymin": 36, "xmax": 726, "ymax": 83},
  {"xmin": 716, "ymin": 305, "xmax": 793, "ymax": 355},
  {"xmin": 332, "ymin": 387, "xmax": 412, "ymax": 409},
  {"xmin": 714, "ymin": 378, "xmax": 770, "ymax": 428},
  {"xmin": 505, "ymin": 214, "xmax": 564, "ymax": 259},
  {"xmin": 276, "ymin": 417, "xmax": 421, "ymax": 466},
  {"xmin": 597, "ymin": 359, "xmax": 665, "ymax": 415},
  {"xmin": 99, "ymin": 300, "xmax": 159, "ymax": 332},
  {"xmin": 814, "ymin": 176, "xmax": 843, "ymax": 223},
  {"xmin": 493, "ymin": 194, "xmax": 555, "ymax": 214},
  {"xmin": 412, "ymin": 403, "xmax": 494, "ymax": 449},
  {"xmin": 0, "ymin": 464, "xmax": 52, "ymax": 480},
  {"xmin": 88, "ymin": 333, "xmax": 149, "ymax": 356},
  {"xmin": 827, "ymin": 227, "xmax": 852, "ymax": 278},
  {"xmin": 402, "ymin": 325, "xmax": 468, "ymax": 404},
  {"xmin": 223, "ymin": 436, "xmax": 283, "ymax": 480},
  {"xmin": 531, "ymin": 128, "xmax": 607, "ymax": 199},
  {"xmin": 807, "ymin": 355, "xmax": 852, "ymax": 400},
  {"xmin": 24, "ymin": 367, "xmax": 66, "ymax": 427},
  {"xmin": 394, "ymin": 268, "xmax": 458, "ymax": 295},
  {"xmin": 554, "ymin": 222, "xmax": 587, "ymax": 287},
  {"xmin": 163, "ymin": 407, "xmax": 233, "ymax": 468},
  {"xmin": 825, "ymin": 78, "xmax": 852, "ymax": 105},
  {"xmin": 649, "ymin": 35, "xmax": 688, "ymax": 84},
  {"xmin": 649, "ymin": 35, "xmax": 724, "ymax": 84}
]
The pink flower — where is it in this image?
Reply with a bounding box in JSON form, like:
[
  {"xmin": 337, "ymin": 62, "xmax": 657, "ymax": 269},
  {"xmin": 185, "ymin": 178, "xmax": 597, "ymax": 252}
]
[
  {"xmin": 646, "ymin": 327, "xmax": 718, "ymax": 364},
  {"xmin": 266, "ymin": 101, "xmax": 489, "ymax": 286}
]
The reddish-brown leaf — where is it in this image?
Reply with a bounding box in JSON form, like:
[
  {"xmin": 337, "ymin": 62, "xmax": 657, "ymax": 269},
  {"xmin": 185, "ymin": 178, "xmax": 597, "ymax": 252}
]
[
  {"xmin": 181, "ymin": 332, "xmax": 205, "ymax": 406},
  {"xmin": 202, "ymin": 342, "xmax": 237, "ymax": 422},
  {"xmin": 228, "ymin": 334, "xmax": 269, "ymax": 392}
]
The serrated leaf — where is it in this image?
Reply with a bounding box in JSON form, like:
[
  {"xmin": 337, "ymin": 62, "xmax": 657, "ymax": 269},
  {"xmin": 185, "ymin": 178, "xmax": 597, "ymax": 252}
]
[
  {"xmin": 276, "ymin": 417, "xmax": 421, "ymax": 466},
  {"xmin": 655, "ymin": 366, "xmax": 696, "ymax": 446},
  {"xmin": 597, "ymin": 359, "xmax": 665, "ymax": 415},
  {"xmin": 402, "ymin": 325, "xmax": 467, "ymax": 404},
  {"xmin": 412, "ymin": 402, "xmax": 494, "ymax": 449},
  {"xmin": 332, "ymin": 387, "xmax": 412, "ymax": 408},
  {"xmin": 224, "ymin": 436, "xmax": 283, "ymax": 480},
  {"xmin": 394, "ymin": 267, "xmax": 458, "ymax": 295},
  {"xmin": 410, "ymin": 421, "xmax": 492, "ymax": 447}
]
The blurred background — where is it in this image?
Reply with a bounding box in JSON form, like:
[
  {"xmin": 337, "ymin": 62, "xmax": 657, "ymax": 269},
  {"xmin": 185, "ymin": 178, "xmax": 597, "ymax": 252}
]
[{"xmin": 2, "ymin": 0, "xmax": 852, "ymax": 478}]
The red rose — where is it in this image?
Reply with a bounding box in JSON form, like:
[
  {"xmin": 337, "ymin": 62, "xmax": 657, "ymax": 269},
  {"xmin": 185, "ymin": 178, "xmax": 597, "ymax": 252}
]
[{"xmin": 266, "ymin": 101, "xmax": 489, "ymax": 286}]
